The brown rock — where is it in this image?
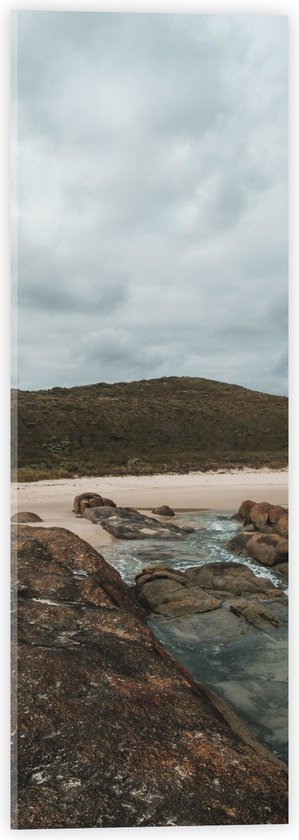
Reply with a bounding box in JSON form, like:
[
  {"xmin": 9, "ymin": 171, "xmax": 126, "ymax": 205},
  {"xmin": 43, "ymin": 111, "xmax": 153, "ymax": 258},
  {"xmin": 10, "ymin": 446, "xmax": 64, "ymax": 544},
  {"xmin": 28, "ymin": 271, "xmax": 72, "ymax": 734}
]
[
  {"xmin": 136, "ymin": 576, "xmax": 222, "ymax": 617},
  {"xmin": 274, "ymin": 514, "xmax": 288, "ymax": 538},
  {"xmin": 11, "ymin": 526, "xmax": 288, "ymax": 828},
  {"xmin": 102, "ymin": 497, "xmax": 117, "ymax": 507},
  {"xmin": 268, "ymin": 505, "xmax": 287, "ymax": 525},
  {"xmin": 226, "ymin": 532, "xmax": 252, "ymax": 557},
  {"xmin": 11, "ymin": 511, "xmax": 43, "ymax": 523},
  {"xmin": 246, "ymin": 533, "xmax": 288, "ymax": 567},
  {"xmin": 249, "ymin": 502, "xmax": 273, "ymax": 530},
  {"xmin": 73, "ymin": 492, "xmax": 104, "ymax": 514},
  {"xmin": 238, "ymin": 500, "xmax": 255, "ymax": 525},
  {"xmin": 152, "ymin": 505, "xmax": 176, "ymax": 517}
]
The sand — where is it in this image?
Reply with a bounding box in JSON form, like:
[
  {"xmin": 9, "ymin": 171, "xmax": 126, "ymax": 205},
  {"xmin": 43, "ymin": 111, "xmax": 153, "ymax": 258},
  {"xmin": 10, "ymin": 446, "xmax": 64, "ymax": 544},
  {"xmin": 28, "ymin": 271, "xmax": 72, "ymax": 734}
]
[{"xmin": 11, "ymin": 469, "xmax": 288, "ymax": 551}]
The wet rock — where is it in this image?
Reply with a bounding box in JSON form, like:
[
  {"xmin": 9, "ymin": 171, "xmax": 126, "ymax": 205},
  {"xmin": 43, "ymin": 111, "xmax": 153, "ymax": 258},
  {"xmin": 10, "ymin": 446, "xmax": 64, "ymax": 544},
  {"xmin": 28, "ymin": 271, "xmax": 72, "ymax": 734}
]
[
  {"xmin": 275, "ymin": 562, "xmax": 288, "ymax": 576},
  {"xmin": 135, "ymin": 565, "xmax": 221, "ymax": 617},
  {"xmin": 12, "ymin": 526, "xmax": 288, "ymax": 828},
  {"xmin": 81, "ymin": 505, "xmax": 192, "ymax": 540},
  {"xmin": 185, "ymin": 561, "xmax": 277, "ymax": 598},
  {"xmin": 226, "ymin": 532, "xmax": 253, "ymax": 557},
  {"xmin": 11, "ymin": 511, "xmax": 43, "ymax": 523},
  {"xmin": 229, "ymin": 598, "xmax": 280, "ymax": 630},
  {"xmin": 152, "ymin": 505, "xmax": 175, "ymax": 517}
]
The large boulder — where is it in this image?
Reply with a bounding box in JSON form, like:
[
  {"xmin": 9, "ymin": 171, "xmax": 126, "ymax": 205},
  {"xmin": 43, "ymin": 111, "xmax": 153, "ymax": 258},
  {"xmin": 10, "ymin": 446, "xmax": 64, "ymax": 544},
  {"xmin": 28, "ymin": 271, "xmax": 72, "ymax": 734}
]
[
  {"xmin": 246, "ymin": 533, "xmax": 288, "ymax": 567},
  {"xmin": 185, "ymin": 561, "xmax": 277, "ymax": 598},
  {"xmin": 11, "ymin": 526, "xmax": 288, "ymax": 828},
  {"xmin": 135, "ymin": 565, "xmax": 221, "ymax": 617}
]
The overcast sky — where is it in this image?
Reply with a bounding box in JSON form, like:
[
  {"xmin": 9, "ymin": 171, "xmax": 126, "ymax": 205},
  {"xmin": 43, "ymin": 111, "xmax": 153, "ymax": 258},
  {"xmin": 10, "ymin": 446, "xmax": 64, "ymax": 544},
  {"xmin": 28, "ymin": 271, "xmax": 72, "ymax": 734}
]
[{"xmin": 12, "ymin": 11, "xmax": 288, "ymax": 395}]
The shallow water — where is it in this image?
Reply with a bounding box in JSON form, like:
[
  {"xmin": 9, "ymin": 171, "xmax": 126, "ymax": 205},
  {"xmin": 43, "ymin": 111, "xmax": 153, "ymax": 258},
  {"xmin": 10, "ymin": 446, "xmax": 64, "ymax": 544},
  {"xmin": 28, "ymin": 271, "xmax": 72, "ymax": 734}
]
[
  {"xmin": 101, "ymin": 510, "xmax": 288, "ymax": 762},
  {"xmin": 101, "ymin": 510, "xmax": 287, "ymax": 592}
]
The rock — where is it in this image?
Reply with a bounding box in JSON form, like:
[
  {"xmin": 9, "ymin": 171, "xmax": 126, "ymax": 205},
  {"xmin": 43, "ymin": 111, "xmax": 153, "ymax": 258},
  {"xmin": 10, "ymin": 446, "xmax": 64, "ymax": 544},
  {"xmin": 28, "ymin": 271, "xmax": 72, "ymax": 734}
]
[
  {"xmin": 274, "ymin": 514, "xmax": 288, "ymax": 538},
  {"xmin": 80, "ymin": 505, "xmax": 192, "ymax": 540},
  {"xmin": 229, "ymin": 599, "xmax": 280, "ymax": 630},
  {"xmin": 12, "ymin": 526, "xmax": 288, "ymax": 828},
  {"xmin": 249, "ymin": 502, "xmax": 273, "ymax": 530},
  {"xmin": 246, "ymin": 533, "xmax": 288, "ymax": 567},
  {"xmin": 135, "ymin": 566, "xmax": 221, "ymax": 617},
  {"xmin": 185, "ymin": 562, "xmax": 277, "ymax": 597},
  {"xmin": 268, "ymin": 505, "xmax": 287, "ymax": 525},
  {"xmin": 275, "ymin": 562, "xmax": 288, "ymax": 576},
  {"xmin": 73, "ymin": 492, "xmax": 104, "ymax": 514},
  {"xmin": 102, "ymin": 497, "xmax": 117, "ymax": 507},
  {"xmin": 238, "ymin": 500, "xmax": 255, "ymax": 525},
  {"xmin": 235, "ymin": 500, "xmax": 288, "ymax": 535},
  {"xmin": 226, "ymin": 532, "xmax": 252, "ymax": 557},
  {"xmin": 152, "ymin": 505, "xmax": 175, "ymax": 517},
  {"xmin": 11, "ymin": 511, "xmax": 43, "ymax": 523}
]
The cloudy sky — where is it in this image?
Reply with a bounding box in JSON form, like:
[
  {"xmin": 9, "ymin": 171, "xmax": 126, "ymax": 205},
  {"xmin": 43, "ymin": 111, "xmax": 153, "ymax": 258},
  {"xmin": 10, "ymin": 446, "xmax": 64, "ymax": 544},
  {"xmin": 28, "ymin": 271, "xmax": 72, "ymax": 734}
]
[{"xmin": 12, "ymin": 11, "xmax": 288, "ymax": 395}]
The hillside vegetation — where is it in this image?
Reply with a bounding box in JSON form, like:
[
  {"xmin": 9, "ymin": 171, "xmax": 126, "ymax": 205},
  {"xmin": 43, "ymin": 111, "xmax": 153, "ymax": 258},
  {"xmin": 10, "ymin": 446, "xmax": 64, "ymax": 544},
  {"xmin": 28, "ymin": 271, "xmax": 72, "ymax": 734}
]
[{"xmin": 11, "ymin": 376, "xmax": 288, "ymax": 481}]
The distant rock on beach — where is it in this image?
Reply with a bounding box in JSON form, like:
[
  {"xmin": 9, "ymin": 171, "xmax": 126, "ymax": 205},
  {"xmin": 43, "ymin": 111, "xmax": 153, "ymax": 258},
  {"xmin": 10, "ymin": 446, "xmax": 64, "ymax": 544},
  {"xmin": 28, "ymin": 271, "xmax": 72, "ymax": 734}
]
[{"xmin": 73, "ymin": 493, "xmax": 192, "ymax": 540}]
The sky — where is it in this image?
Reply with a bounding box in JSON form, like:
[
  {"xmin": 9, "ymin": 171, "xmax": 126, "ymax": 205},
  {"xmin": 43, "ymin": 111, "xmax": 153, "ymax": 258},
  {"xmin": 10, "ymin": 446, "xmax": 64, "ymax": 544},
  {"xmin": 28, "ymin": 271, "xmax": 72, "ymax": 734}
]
[{"xmin": 11, "ymin": 11, "xmax": 288, "ymax": 395}]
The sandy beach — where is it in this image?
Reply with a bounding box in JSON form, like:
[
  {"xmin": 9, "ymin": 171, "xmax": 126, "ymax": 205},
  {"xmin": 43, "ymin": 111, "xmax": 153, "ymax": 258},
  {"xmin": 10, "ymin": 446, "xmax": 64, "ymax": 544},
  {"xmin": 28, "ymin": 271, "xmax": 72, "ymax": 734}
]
[{"xmin": 11, "ymin": 469, "xmax": 288, "ymax": 551}]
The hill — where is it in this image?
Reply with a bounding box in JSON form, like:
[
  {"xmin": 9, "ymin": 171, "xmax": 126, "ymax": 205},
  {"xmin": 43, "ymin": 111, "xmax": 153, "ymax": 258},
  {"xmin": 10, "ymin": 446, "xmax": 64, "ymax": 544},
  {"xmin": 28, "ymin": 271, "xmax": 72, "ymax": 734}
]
[{"xmin": 11, "ymin": 376, "xmax": 288, "ymax": 481}]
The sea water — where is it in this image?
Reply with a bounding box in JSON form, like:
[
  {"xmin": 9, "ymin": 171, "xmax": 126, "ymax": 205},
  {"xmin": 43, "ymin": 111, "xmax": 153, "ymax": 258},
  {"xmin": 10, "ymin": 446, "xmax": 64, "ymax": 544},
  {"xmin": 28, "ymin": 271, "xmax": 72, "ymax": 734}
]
[{"xmin": 100, "ymin": 510, "xmax": 287, "ymax": 592}]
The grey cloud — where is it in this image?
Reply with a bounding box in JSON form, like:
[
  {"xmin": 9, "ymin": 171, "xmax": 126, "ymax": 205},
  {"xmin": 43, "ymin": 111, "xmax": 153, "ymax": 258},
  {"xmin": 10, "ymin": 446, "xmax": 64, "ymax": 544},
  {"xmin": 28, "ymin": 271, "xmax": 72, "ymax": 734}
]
[{"xmin": 12, "ymin": 12, "xmax": 288, "ymax": 395}]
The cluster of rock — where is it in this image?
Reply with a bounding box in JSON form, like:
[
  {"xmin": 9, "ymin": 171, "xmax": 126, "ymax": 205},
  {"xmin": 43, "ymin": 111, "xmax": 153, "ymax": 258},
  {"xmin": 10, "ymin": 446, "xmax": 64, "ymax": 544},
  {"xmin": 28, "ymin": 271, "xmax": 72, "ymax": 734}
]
[
  {"xmin": 12, "ymin": 525, "xmax": 288, "ymax": 828},
  {"xmin": 134, "ymin": 560, "xmax": 285, "ymax": 630},
  {"xmin": 73, "ymin": 492, "xmax": 192, "ymax": 540},
  {"xmin": 228, "ymin": 500, "xmax": 288, "ymax": 575}
]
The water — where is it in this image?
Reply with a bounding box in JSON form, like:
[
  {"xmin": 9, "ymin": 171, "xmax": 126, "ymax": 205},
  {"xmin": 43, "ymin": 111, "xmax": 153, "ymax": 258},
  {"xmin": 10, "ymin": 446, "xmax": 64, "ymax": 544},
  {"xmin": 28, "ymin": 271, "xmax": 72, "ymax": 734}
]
[
  {"xmin": 100, "ymin": 510, "xmax": 287, "ymax": 592},
  {"xmin": 101, "ymin": 510, "xmax": 288, "ymax": 761}
]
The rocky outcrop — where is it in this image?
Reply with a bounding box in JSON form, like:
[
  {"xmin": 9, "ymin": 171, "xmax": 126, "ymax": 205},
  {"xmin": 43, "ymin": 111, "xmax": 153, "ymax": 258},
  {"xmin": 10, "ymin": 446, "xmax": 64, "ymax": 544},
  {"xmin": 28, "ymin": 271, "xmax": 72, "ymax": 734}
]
[
  {"xmin": 237, "ymin": 499, "xmax": 288, "ymax": 533},
  {"xmin": 76, "ymin": 500, "xmax": 193, "ymax": 540},
  {"xmin": 12, "ymin": 526, "xmax": 288, "ymax": 828},
  {"xmin": 11, "ymin": 511, "xmax": 43, "ymax": 523},
  {"xmin": 152, "ymin": 505, "xmax": 176, "ymax": 517},
  {"xmin": 134, "ymin": 562, "xmax": 284, "ymax": 629},
  {"xmin": 229, "ymin": 500, "xmax": 288, "ymax": 573}
]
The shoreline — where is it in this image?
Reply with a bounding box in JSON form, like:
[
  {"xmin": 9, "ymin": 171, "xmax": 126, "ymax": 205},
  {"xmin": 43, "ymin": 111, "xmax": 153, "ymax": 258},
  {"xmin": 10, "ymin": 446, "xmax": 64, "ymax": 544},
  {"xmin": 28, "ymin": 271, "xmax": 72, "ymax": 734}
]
[{"xmin": 11, "ymin": 468, "xmax": 288, "ymax": 551}]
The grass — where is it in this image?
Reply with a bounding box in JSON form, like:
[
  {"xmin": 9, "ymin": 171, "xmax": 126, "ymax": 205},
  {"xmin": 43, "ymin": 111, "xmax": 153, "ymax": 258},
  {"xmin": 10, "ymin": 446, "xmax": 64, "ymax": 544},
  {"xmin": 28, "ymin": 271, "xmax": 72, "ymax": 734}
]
[{"xmin": 11, "ymin": 375, "xmax": 288, "ymax": 481}]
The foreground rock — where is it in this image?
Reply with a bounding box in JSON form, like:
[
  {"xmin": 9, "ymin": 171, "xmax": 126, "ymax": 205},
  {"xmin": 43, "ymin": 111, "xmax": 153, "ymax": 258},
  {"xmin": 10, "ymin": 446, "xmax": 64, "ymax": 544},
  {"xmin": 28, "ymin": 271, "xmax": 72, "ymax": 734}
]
[
  {"xmin": 12, "ymin": 527, "xmax": 287, "ymax": 828},
  {"xmin": 80, "ymin": 503, "xmax": 192, "ymax": 540},
  {"xmin": 228, "ymin": 500, "xmax": 288, "ymax": 574}
]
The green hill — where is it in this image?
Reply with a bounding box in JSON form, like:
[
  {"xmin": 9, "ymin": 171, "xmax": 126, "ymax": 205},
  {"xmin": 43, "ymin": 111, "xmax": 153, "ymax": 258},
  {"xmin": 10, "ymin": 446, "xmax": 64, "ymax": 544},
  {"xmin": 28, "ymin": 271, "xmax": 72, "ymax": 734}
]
[{"xmin": 11, "ymin": 376, "xmax": 288, "ymax": 481}]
